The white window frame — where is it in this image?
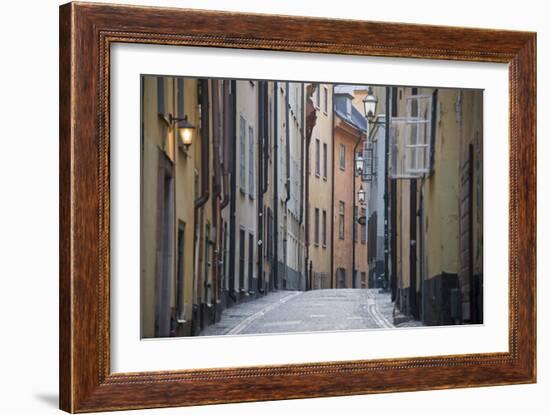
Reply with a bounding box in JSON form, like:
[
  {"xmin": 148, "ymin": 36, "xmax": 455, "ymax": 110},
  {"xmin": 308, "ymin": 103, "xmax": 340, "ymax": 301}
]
[{"xmin": 389, "ymin": 94, "xmax": 433, "ymax": 179}]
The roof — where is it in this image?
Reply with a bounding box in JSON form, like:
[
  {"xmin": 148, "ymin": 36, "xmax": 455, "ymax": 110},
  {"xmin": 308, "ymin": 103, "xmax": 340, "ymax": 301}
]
[{"xmin": 334, "ymin": 92, "xmax": 367, "ymax": 132}]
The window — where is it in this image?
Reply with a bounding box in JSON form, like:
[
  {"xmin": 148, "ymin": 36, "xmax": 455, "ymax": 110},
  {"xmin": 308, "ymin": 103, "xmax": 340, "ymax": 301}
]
[
  {"xmin": 322, "ymin": 209, "xmax": 327, "ymax": 247},
  {"xmin": 323, "ymin": 86, "xmax": 328, "ymax": 113},
  {"xmin": 323, "ymin": 143, "xmax": 328, "ymax": 179},
  {"xmin": 175, "ymin": 221, "xmax": 185, "ymax": 321},
  {"xmin": 361, "ymin": 272, "xmax": 367, "ymax": 288},
  {"xmin": 314, "ymin": 208, "xmax": 320, "ymax": 246},
  {"xmin": 346, "ymin": 99, "xmax": 352, "ymax": 118},
  {"xmin": 249, "ymin": 125, "xmax": 255, "ymax": 198},
  {"xmin": 389, "ymin": 94, "xmax": 434, "ymax": 178},
  {"xmin": 339, "ymin": 144, "xmax": 346, "ymax": 170},
  {"xmin": 315, "ymin": 139, "xmax": 320, "ymax": 176},
  {"xmin": 315, "ymin": 84, "xmax": 320, "ymax": 107},
  {"xmin": 156, "ymin": 77, "xmax": 165, "ymax": 116},
  {"xmin": 362, "ymin": 140, "xmax": 375, "ymax": 182},
  {"xmin": 339, "ymin": 201, "xmax": 345, "ymax": 239},
  {"xmin": 239, "ymin": 116, "xmax": 246, "ymax": 193},
  {"xmin": 177, "ymin": 78, "xmax": 184, "ymax": 117},
  {"xmin": 239, "ymin": 228, "xmax": 245, "ymax": 291},
  {"xmin": 360, "ymin": 207, "xmax": 367, "ymax": 244}
]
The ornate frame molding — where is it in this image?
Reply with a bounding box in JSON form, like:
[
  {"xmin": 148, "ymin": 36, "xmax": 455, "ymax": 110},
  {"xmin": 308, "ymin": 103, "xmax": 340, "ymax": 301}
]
[{"xmin": 60, "ymin": 2, "xmax": 536, "ymax": 412}]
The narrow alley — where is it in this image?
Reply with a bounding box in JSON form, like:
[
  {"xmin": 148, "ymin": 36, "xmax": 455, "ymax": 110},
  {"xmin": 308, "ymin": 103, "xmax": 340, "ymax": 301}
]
[{"xmin": 201, "ymin": 289, "xmax": 420, "ymax": 336}]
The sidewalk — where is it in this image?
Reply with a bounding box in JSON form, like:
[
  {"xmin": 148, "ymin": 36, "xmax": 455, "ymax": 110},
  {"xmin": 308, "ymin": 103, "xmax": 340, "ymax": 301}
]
[{"xmin": 371, "ymin": 289, "xmax": 424, "ymax": 328}]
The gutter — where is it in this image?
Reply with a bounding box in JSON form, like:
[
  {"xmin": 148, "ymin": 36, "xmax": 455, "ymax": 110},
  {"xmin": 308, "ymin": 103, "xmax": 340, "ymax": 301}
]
[
  {"xmin": 195, "ymin": 79, "xmax": 210, "ymax": 209},
  {"xmin": 228, "ymin": 80, "xmax": 237, "ymax": 302},
  {"xmin": 285, "ymin": 81, "xmax": 291, "ymax": 204},
  {"xmin": 272, "ymin": 81, "xmax": 279, "ymax": 290}
]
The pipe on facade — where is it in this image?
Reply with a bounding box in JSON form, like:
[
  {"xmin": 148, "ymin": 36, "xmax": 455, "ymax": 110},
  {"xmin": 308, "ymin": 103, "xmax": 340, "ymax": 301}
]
[
  {"xmin": 262, "ymin": 81, "xmax": 269, "ymax": 195},
  {"xmin": 351, "ymin": 129, "xmax": 364, "ymax": 289},
  {"xmin": 329, "ymin": 87, "xmax": 336, "ymax": 289},
  {"xmin": 285, "ymin": 82, "xmax": 291, "ymax": 204},
  {"xmin": 228, "ymin": 80, "xmax": 237, "ymax": 303},
  {"xmin": 191, "ymin": 79, "xmax": 210, "ymax": 332},
  {"xmin": 304, "ymin": 90, "xmax": 311, "ymax": 291},
  {"xmin": 211, "ymin": 80, "xmax": 221, "ymax": 305},
  {"xmin": 195, "ymin": 79, "xmax": 210, "ymax": 209},
  {"xmin": 384, "ymin": 86, "xmax": 390, "ymax": 292},
  {"xmin": 212, "ymin": 80, "xmax": 222, "ymax": 201},
  {"xmin": 283, "ymin": 82, "xmax": 290, "ymax": 289},
  {"xmin": 220, "ymin": 80, "xmax": 232, "ymax": 211},
  {"xmin": 257, "ymin": 81, "xmax": 266, "ymax": 294},
  {"xmin": 272, "ymin": 81, "xmax": 279, "ymax": 290},
  {"xmin": 299, "ymin": 83, "xmax": 305, "ymax": 225}
]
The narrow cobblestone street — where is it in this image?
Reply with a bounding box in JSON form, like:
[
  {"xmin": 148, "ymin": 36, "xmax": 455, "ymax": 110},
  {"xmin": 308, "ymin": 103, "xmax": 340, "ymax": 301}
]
[{"xmin": 201, "ymin": 289, "xmax": 421, "ymax": 336}]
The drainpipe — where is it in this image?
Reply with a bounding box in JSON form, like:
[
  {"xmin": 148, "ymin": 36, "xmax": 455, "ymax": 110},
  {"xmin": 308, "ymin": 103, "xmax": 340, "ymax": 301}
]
[
  {"xmin": 191, "ymin": 79, "xmax": 210, "ymax": 333},
  {"xmin": 220, "ymin": 81, "xmax": 232, "ymax": 211},
  {"xmin": 330, "ymin": 87, "xmax": 335, "ymax": 288},
  {"xmin": 284, "ymin": 82, "xmax": 291, "ymax": 288},
  {"xmin": 211, "ymin": 80, "xmax": 222, "ymax": 201},
  {"xmin": 384, "ymin": 86, "xmax": 390, "ymax": 292},
  {"xmin": 299, "ymin": 83, "xmax": 306, "ymax": 291},
  {"xmin": 299, "ymin": 83, "xmax": 305, "ymax": 225},
  {"xmin": 257, "ymin": 81, "xmax": 266, "ymax": 294},
  {"xmin": 352, "ymin": 129, "xmax": 364, "ymax": 289},
  {"xmin": 304, "ymin": 88, "xmax": 311, "ymax": 291},
  {"xmin": 272, "ymin": 82, "xmax": 279, "ymax": 290},
  {"xmin": 228, "ymin": 80, "xmax": 237, "ymax": 303},
  {"xmin": 195, "ymin": 79, "xmax": 210, "ymax": 209},
  {"xmin": 285, "ymin": 82, "xmax": 291, "ymax": 204},
  {"xmin": 262, "ymin": 82, "xmax": 269, "ymax": 195}
]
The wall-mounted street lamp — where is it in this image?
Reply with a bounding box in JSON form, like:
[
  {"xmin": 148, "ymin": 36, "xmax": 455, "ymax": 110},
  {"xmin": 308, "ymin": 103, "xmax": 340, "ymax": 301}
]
[
  {"xmin": 362, "ymin": 86, "xmax": 378, "ymax": 123},
  {"xmin": 358, "ymin": 185, "xmax": 366, "ymax": 205},
  {"xmin": 355, "ymin": 154, "xmax": 364, "ymax": 176},
  {"xmin": 169, "ymin": 114, "xmax": 195, "ymax": 153}
]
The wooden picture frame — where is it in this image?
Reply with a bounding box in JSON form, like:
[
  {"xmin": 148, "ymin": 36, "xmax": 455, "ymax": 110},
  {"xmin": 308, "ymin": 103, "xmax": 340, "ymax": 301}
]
[{"xmin": 59, "ymin": 2, "xmax": 536, "ymax": 412}]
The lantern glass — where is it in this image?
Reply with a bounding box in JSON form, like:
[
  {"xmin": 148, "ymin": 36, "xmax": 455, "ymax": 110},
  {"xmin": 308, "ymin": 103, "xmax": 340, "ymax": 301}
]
[
  {"xmin": 179, "ymin": 126, "xmax": 193, "ymax": 145},
  {"xmin": 355, "ymin": 157, "xmax": 363, "ymax": 175},
  {"xmin": 358, "ymin": 187, "xmax": 366, "ymax": 203},
  {"xmin": 363, "ymin": 89, "xmax": 378, "ymax": 122}
]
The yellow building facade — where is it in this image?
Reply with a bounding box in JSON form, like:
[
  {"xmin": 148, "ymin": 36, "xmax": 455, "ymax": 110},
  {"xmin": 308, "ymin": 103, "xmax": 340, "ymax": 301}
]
[
  {"xmin": 389, "ymin": 86, "xmax": 483, "ymax": 325},
  {"xmin": 141, "ymin": 76, "xmax": 203, "ymax": 338},
  {"xmin": 307, "ymin": 84, "xmax": 334, "ymax": 289}
]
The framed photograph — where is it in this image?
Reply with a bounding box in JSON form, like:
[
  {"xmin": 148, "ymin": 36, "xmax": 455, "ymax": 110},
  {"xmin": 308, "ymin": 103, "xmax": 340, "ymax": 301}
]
[{"xmin": 59, "ymin": 2, "xmax": 536, "ymax": 412}]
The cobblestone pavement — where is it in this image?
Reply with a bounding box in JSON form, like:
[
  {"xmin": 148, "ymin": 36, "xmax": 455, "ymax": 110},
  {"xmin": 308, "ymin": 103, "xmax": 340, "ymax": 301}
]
[{"xmin": 200, "ymin": 288, "xmax": 422, "ymax": 336}]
